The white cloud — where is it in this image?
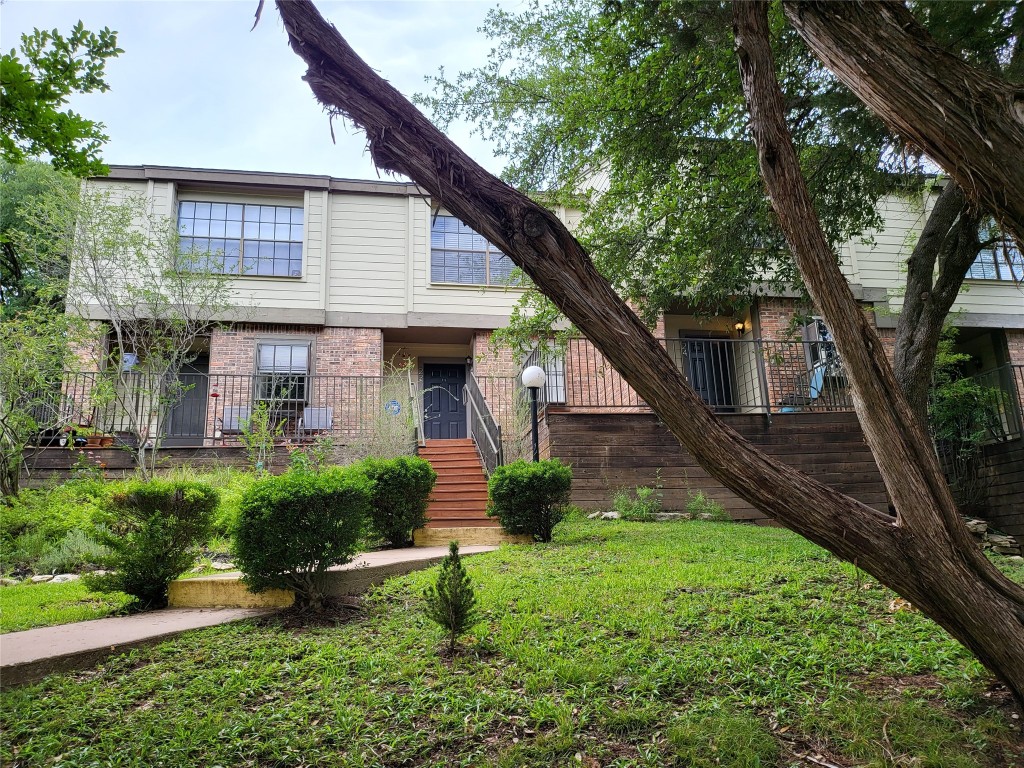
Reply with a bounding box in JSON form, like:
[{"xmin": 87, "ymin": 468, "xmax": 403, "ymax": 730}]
[{"xmin": 0, "ymin": 0, "xmax": 512, "ymax": 179}]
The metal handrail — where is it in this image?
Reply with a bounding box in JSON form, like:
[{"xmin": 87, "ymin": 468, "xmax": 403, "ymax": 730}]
[{"xmin": 465, "ymin": 371, "xmax": 503, "ymax": 475}]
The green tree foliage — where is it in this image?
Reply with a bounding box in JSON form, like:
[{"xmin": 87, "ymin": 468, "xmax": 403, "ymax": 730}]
[
  {"xmin": 422, "ymin": 541, "xmax": 482, "ymax": 652},
  {"xmin": 1, "ymin": 22, "xmax": 122, "ymax": 176},
  {"xmin": 85, "ymin": 478, "xmax": 218, "ymax": 608},
  {"xmin": 0, "ymin": 308, "xmax": 92, "ymax": 497},
  {"xmin": 488, "ymin": 459, "xmax": 572, "ymax": 542},
  {"xmin": 0, "ymin": 159, "xmax": 77, "ymax": 313},
  {"xmin": 421, "ymin": 1, "xmax": 1021, "ymax": 384},
  {"xmin": 233, "ymin": 467, "xmax": 371, "ymax": 611},
  {"xmin": 358, "ymin": 456, "xmax": 437, "ymax": 547}
]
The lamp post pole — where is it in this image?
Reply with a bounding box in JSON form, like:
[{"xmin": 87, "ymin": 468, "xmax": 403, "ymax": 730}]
[{"xmin": 521, "ymin": 365, "xmax": 547, "ymax": 462}]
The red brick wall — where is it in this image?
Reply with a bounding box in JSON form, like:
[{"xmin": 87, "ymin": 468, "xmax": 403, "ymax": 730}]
[{"xmin": 206, "ymin": 324, "xmax": 383, "ymax": 443}]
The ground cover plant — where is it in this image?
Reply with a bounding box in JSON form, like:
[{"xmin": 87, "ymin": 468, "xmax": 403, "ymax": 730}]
[
  {"xmin": 0, "ymin": 580, "xmax": 132, "ymax": 633},
  {"xmin": 3, "ymin": 519, "xmax": 1021, "ymax": 767}
]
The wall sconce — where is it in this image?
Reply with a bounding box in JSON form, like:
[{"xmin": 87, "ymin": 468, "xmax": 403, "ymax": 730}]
[
  {"xmin": 734, "ymin": 320, "xmax": 746, "ymax": 333},
  {"xmin": 465, "ymin": 356, "xmax": 473, "ymax": 367}
]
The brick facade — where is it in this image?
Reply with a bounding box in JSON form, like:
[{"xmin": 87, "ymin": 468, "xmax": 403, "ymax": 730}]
[{"xmin": 205, "ymin": 324, "xmax": 383, "ymax": 443}]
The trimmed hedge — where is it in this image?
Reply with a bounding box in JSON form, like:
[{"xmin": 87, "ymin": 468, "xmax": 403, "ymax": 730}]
[
  {"xmin": 85, "ymin": 478, "xmax": 218, "ymax": 608},
  {"xmin": 358, "ymin": 456, "xmax": 437, "ymax": 546},
  {"xmin": 233, "ymin": 467, "xmax": 371, "ymax": 610},
  {"xmin": 488, "ymin": 459, "xmax": 572, "ymax": 542}
]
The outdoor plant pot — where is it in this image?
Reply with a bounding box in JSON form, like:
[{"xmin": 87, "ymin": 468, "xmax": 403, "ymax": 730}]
[
  {"xmin": 85, "ymin": 436, "xmax": 104, "ymax": 448},
  {"xmin": 100, "ymin": 436, "xmax": 115, "ymax": 447}
]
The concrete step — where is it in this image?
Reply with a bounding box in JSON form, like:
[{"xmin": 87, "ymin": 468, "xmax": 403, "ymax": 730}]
[{"xmin": 415, "ymin": 526, "xmax": 529, "ymax": 546}]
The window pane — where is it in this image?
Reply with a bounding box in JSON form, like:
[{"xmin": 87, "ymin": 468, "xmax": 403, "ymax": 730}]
[
  {"xmin": 275, "ymin": 223, "xmax": 291, "ymax": 240},
  {"xmin": 194, "ymin": 202, "xmax": 211, "ymax": 219},
  {"xmin": 276, "ymin": 206, "xmax": 292, "ymax": 223},
  {"xmin": 243, "ymin": 221, "xmax": 258, "ymax": 238},
  {"xmin": 244, "ymin": 205, "xmax": 260, "ymax": 223},
  {"xmin": 179, "ymin": 219, "xmax": 194, "ymax": 236},
  {"xmin": 289, "ymin": 260, "xmax": 302, "ymax": 277},
  {"xmin": 210, "ymin": 219, "xmax": 226, "ymax": 237},
  {"xmin": 226, "ymin": 220, "xmax": 242, "ymax": 238},
  {"xmin": 290, "ymin": 224, "xmax": 303, "ymax": 241},
  {"xmin": 179, "ymin": 201, "xmax": 195, "ymax": 218},
  {"xmin": 259, "ymin": 222, "xmax": 275, "ymax": 239},
  {"xmin": 194, "ymin": 219, "xmax": 210, "ymax": 237},
  {"xmin": 211, "ymin": 203, "xmax": 227, "ymax": 220},
  {"xmin": 430, "ymin": 215, "xmax": 499, "ymax": 284},
  {"xmin": 226, "ymin": 204, "xmax": 244, "ymax": 221},
  {"xmin": 274, "ymin": 259, "xmax": 289, "ymax": 276},
  {"xmin": 260, "ymin": 206, "xmax": 275, "ymax": 223},
  {"xmin": 291, "ymin": 208, "xmax": 304, "ymax": 225}
]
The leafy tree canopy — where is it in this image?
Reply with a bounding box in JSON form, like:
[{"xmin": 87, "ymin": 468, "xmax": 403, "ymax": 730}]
[
  {"xmin": 419, "ymin": 0, "xmax": 1019, "ymax": 346},
  {"xmin": 0, "ymin": 159, "xmax": 77, "ymax": 314},
  {"xmin": 1, "ymin": 22, "xmax": 122, "ymax": 177}
]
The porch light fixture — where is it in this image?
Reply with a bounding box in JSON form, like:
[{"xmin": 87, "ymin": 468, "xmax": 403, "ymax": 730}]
[
  {"xmin": 734, "ymin": 320, "xmax": 746, "ymax": 333},
  {"xmin": 465, "ymin": 356, "xmax": 473, "ymax": 367},
  {"xmin": 521, "ymin": 365, "xmax": 547, "ymax": 462}
]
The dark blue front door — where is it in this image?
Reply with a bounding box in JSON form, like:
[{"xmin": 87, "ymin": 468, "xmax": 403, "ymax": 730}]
[{"xmin": 423, "ymin": 363, "xmax": 467, "ymax": 439}]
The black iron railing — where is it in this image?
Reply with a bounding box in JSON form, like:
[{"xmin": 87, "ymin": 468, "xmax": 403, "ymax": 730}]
[
  {"xmin": 42, "ymin": 371, "xmax": 416, "ymax": 445},
  {"xmin": 465, "ymin": 372, "xmax": 503, "ymax": 475},
  {"xmin": 542, "ymin": 337, "xmax": 851, "ymax": 414}
]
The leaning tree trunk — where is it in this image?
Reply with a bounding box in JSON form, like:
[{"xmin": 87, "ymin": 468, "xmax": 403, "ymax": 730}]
[
  {"xmin": 783, "ymin": 0, "xmax": 1024, "ymax": 251},
  {"xmin": 274, "ymin": 0, "xmax": 1024, "ymax": 703},
  {"xmin": 892, "ymin": 181, "xmax": 982, "ymax": 424}
]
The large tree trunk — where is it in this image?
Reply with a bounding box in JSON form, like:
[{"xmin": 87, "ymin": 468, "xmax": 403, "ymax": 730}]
[
  {"xmin": 783, "ymin": 0, "xmax": 1024, "ymax": 250},
  {"xmin": 893, "ymin": 180, "xmax": 982, "ymax": 424},
  {"xmin": 274, "ymin": 0, "xmax": 1024, "ymax": 703}
]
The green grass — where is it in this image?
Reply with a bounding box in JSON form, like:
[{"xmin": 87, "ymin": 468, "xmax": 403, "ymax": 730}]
[
  {"xmin": 2, "ymin": 519, "xmax": 1021, "ymax": 767},
  {"xmin": 0, "ymin": 580, "xmax": 132, "ymax": 633}
]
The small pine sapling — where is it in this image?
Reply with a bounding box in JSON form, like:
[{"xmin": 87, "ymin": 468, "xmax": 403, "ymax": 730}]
[{"xmin": 423, "ymin": 542, "xmax": 481, "ymax": 652}]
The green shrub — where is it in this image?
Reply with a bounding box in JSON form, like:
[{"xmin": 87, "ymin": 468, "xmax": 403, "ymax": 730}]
[
  {"xmin": 423, "ymin": 542, "xmax": 481, "ymax": 652},
  {"xmin": 613, "ymin": 484, "xmax": 662, "ymax": 521},
  {"xmin": 358, "ymin": 456, "xmax": 436, "ymax": 546},
  {"xmin": 36, "ymin": 528, "xmax": 111, "ymax": 574},
  {"xmin": 488, "ymin": 459, "xmax": 572, "ymax": 542},
  {"xmin": 686, "ymin": 491, "xmax": 730, "ymax": 521},
  {"xmin": 233, "ymin": 467, "xmax": 371, "ymax": 610},
  {"xmin": 84, "ymin": 479, "xmax": 218, "ymax": 608}
]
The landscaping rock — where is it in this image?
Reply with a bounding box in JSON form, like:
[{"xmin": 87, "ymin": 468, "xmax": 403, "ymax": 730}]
[
  {"xmin": 211, "ymin": 562, "xmax": 236, "ymax": 571},
  {"xmin": 1006, "ymin": 556, "xmax": 1024, "ymax": 563},
  {"xmin": 964, "ymin": 518, "xmax": 988, "ymax": 535},
  {"xmin": 30, "ymin": 575, "xmax": 54, "ymax": 583},
  {"xmin": 50, "ymin": 574, "xmax": 80, "ymax": 583},
  {"xmin": 652, "ymin": 513, "xmax": 691, "ymax": 522},
  {"xmin": 0, "ymin": 578, "xmax": 19, "ymax": 587},
  {"xmin": 601, "ymin": 511, "xmax": 621, "ymax": 520},
  {"xmin": 586, "ymin": 511, "xmax": 603, "ymax": 520}
]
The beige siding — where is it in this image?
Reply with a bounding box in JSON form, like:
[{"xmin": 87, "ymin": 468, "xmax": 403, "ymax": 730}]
[{"xmin": 327, "ymin": 194, "xmax": 407, "ymax": 315}]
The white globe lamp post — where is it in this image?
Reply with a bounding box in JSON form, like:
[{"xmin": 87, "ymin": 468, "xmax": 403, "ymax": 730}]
[{"xmin": 521, "ymin": 365, "xmax": 547, "ymax": 461}]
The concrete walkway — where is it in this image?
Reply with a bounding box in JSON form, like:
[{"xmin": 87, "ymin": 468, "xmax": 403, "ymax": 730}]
[{"xmin": 0, "ymin": 545, "xmax": 498, "ymax": 689}]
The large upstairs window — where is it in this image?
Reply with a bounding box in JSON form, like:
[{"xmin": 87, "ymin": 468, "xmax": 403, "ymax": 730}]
[
  {"xmin": 178, "ymin": 202, "xmax": 304, "ymax": 278},
  {"xmin": 965, "ymin": 237, "xmax": 1023, "ymax": 282},
  {"xmin": 430, "ymin": 214, "xmax": 515, "ymax": 286}
]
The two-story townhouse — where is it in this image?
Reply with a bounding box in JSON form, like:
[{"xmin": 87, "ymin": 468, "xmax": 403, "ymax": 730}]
[{"xmin": 68, "ymin": 166, "xmax": 1023, "ymax": 538}]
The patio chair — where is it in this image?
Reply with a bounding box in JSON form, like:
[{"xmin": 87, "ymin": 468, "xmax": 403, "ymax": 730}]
[
  {"xmin": 297, "ymin": 406, "xmax": 333, "ymax": 437},
  {"xmin": 219, "ymin": 405, "xmax": 251, "ymax": 434}
]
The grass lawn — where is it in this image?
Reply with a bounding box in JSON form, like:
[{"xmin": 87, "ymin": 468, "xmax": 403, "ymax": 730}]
[
  {"xmin": 0, "ymin": 581, "xmax": 133, "ymax": 633},
  {"xmin": 2, "ymin": 519, "xmax": 1022, "ymax": 767}
]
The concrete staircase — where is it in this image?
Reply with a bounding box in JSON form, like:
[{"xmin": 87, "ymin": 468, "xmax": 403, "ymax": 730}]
[{"xmin": 413, "ymin": 439, "xmax": 528, "ymax": 546}]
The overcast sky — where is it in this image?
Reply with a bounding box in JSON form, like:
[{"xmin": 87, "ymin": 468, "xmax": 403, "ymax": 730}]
[{"xmin": 0, "ymin": 0, "xmax": 510, "ymax": 180}]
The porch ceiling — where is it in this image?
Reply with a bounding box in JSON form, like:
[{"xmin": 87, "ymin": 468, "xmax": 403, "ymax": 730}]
[{"xmin": 382, "ymin": 327, "xmax": 475, "ymax": 345}]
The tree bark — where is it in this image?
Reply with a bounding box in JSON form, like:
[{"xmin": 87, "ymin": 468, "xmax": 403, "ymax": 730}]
[
  {"xmin": 274, "ymin": 0, "xmax": 1024, "ymax": 703},
  {"xmin": 783, "ymin": 0, "xmax": 1024, "ymax": 249},
  {"xmin": 734, "ymin": 0, "xmax": 1024, "ymax": 702},
  {"xmin": 893, "ymin": 180, "xmax": 982, "ymax": 425}
]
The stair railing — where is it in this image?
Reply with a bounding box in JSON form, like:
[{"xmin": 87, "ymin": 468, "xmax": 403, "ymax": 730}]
[
  {"xmin": 408, "ymin": 366, "xmax": 426, "ymax": 449},
  {"xmin": 465, "ymin": 371, "xmax": 503, "ymax": 475}
]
